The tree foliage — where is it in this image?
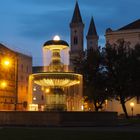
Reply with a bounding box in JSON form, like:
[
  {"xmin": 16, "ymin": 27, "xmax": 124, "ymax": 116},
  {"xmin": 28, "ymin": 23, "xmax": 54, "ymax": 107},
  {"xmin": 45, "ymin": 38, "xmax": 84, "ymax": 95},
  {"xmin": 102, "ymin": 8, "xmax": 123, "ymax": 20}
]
[
  {"xmin": 73, "ymin": 40, "xmax": 140, "ymax": 116},
  {"xmin": 73, "ymin": 48, "xmax": 109, "ymax": 111},
  {"xmin": 105, "ymin": 40, "xmax": 140, "ymax": 118}
]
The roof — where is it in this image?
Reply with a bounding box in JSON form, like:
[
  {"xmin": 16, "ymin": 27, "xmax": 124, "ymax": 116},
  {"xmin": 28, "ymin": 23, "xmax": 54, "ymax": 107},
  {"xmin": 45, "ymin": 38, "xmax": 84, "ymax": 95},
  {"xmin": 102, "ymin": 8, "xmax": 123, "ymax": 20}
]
[
  {"xmin": 70, "ymin": 2, "xmax": 83, "ymax": 24},
  {"xmin": 118, "ymin": 19, "xmax": 140, "ymax": 31},
  {"xmin": 87, "ymin": 17, "xmax": 98, "ymax": 36},
  {"xmin": 0, "ymin": 43, "xmax": 32, "ymax": 58},
  {"xmin": 43, "ymin": 40, "xmax": 69, "ymax": 47}
]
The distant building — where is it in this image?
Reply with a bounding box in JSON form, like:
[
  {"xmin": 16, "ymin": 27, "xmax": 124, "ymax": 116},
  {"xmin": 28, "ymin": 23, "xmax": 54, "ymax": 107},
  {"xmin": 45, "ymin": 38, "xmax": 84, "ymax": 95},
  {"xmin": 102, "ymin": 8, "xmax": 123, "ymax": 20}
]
[
  {"xmin": 0, "ymin": 43, "xmax": 32, "ymax": 110},
  {"xmin": 105, "ymin": 19, "xmax": 140, "ymax": 47}
]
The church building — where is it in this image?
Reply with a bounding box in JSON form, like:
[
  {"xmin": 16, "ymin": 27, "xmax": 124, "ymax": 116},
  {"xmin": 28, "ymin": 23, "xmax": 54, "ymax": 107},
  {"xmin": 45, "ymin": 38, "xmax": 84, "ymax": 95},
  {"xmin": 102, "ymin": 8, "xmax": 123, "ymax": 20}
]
[{"xmin": 69, "ymin": 2, "xmax": 98, "ymax": 70}]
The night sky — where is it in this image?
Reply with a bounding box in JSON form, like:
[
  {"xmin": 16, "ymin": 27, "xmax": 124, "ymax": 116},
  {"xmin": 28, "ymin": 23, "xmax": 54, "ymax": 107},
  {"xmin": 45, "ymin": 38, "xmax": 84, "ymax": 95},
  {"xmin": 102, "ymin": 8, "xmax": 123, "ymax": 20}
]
[{"xmin": 0, "ymin": 0, "xmax": 140, "ymax": 66}]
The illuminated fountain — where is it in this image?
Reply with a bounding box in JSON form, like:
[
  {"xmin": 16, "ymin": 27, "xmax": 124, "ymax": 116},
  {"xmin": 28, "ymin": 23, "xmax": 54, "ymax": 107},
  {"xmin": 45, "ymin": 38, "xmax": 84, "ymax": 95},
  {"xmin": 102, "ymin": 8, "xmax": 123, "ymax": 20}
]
[{"xmin": 28, "ymin": 36, "xmax": 83, "ymax": 111}]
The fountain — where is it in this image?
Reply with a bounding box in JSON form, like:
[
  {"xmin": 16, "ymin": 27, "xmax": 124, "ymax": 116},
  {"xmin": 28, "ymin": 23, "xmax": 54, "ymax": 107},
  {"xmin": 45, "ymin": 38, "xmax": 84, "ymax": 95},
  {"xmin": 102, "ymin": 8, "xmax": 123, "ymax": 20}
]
[{"xmin": 28, "ymin": 36, "xmax": 83, "ymax": 111}]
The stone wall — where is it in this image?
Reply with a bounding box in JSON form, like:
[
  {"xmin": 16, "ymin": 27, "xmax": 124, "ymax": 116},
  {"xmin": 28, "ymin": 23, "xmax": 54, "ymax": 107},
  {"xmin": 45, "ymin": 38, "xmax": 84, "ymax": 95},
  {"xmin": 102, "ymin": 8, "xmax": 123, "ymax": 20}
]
[{"xmin": 0, "ymin": 111, "xmax": 117, "ymax": 126}]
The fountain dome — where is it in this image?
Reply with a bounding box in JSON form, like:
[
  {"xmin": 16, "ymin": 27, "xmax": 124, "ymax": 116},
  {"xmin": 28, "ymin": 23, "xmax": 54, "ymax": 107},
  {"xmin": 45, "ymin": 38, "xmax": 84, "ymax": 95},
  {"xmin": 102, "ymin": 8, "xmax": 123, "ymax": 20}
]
[{"xmin": 43, "ymin": 40, "xmax": 69, "ymax": 47}]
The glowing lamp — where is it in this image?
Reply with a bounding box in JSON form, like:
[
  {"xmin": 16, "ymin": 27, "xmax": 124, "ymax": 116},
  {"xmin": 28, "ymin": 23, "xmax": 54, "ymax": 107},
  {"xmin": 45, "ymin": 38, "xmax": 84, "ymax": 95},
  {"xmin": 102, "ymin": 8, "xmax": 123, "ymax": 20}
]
[
  {"xmin": 53, "ymin": 35, "xmax": 60, "ymax": 41},
  {"xmin": 33, "ymin": 97, "xmax": 36, "ymax": 101},
  {"xmin": 1, "ymin": 81, "xmax": 7, "ymax": 88},
  {"xmin": 130, "ymin": 102, "xmax": 134, "ymax": 107},
  {"xmin": 45, "ymin": 88, "xmax": 50, "ymax": 93},
  {"xmin": 2, "ymin": 58, "xmax": 11, "ymax": 67},
  {"xmin": 4, "ymin": 60, "xmax": 10, "ymax": 66}
]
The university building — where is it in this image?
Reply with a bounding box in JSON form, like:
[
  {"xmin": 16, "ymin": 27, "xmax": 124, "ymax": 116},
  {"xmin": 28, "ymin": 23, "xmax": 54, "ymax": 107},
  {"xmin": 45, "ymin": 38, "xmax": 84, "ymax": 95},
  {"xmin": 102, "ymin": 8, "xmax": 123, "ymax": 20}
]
[
  {"xmin": 0, "ymin": 43, "xmax": 32, "ymax": 110},
  {"xmin": 105, "ymin": 19, "xmax": 140, "ymax": 47}
]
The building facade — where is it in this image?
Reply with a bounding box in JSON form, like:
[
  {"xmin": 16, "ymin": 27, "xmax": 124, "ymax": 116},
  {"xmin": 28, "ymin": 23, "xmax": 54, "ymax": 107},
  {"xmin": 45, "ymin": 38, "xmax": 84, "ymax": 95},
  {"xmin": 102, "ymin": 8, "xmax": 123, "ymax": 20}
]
[
  {"xmin": 105, "ymin": 19, "xmax": 140, "ymax": 48},
  {"xmin": 17, "ymin": 52, "xmax": 32, "ymax": 110},
  {"xmin": 0, "ymin": 43, "xmax": 32, "ymax": 111}
]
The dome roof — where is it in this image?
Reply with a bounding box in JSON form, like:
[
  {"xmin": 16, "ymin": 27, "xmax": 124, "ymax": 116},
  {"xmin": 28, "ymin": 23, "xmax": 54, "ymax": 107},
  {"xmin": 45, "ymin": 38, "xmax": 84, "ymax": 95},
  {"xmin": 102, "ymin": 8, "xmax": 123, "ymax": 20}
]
[{"xmin": 43, "ymin": 40, "xmax": 69, "ymax": 47}]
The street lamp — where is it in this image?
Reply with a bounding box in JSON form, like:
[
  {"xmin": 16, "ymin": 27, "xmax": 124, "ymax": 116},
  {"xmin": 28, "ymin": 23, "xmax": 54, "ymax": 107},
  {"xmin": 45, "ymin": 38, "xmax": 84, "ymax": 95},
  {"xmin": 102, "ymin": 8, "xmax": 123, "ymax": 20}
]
[{"xmin": 130, "ymin": 102, "xmax": 134, "ymax": 117}]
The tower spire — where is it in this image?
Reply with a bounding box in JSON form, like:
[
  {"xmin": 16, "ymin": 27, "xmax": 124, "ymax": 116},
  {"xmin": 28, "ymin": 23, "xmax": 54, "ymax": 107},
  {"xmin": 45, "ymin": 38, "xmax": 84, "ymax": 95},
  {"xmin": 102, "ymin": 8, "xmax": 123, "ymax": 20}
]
[
  {"xmin": 86, "ymin": 16, "xmax": 99, "ymax": 50},
  {"xmin": 87, "ymin": 17, "xmax": 98, "ymax": 36},
  {"xmin": 69, "ymin": 1, "xmax": 84, "ymax": 71},
  {"xmin": 70, "ymin": 1, "xmax": 83, "ymax": 24}
]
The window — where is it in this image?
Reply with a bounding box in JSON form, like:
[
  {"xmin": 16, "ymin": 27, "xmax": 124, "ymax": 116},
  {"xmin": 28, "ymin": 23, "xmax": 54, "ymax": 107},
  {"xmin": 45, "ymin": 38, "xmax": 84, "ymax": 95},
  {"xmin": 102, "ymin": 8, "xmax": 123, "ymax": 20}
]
[
  {"xmin": 20, "ymin": 75, "xmax": 24, "ymax": 81},
  {"xmin": 74, "ymin": 30, "xmax": 77, "ymax": 34},
  {"xmin": 139, "ymin": 34, "xmax": 140, "ymax": 39},
  {"xmin": 74, "ymin": 36, "xmax": 78, "ymax": 45},
  {"xmin": 90, "ymin": 41, "xmax": 93, "ymax": 45},
  {"xmin": 41, "ymin": 95, "xmax": 44, "ymax": 100},
  {"xmin": 21, "ymin": 64, "xmax": 23, "ymax": 72},
  {"xmin": 26, "ymin": 66, "xmax": 28, "ymax": 72},
  {"xmin": 21, "ymin": 85, "xmax": 23, "ymax": 90},
  {"xmin": 26, "ymin": 77, "xmax": 28, "ymax": 82},
  {"xmin": 26, "ymin": 86, "xmax": 28, "ymax": 93}
]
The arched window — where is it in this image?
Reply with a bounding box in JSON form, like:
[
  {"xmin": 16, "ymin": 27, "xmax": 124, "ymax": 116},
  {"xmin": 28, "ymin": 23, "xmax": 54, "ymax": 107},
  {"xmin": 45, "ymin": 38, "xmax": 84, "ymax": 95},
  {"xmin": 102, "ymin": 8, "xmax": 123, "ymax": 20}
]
[{"xmin": 74, "ymin": 36, "xmax": 78, "ymax": 45}]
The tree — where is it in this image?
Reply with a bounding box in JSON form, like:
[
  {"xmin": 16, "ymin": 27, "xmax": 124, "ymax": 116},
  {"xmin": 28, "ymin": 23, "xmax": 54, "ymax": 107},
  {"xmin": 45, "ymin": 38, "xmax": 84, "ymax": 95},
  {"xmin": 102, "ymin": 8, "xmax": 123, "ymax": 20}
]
[
  {"xmin": 105, "ymin": 39, "xmax": 140, "ymax": 118},
  {"xmin": 130, "ymin": 44, "xmax": 140, "ymax": 96},
  {"xmin": 73, "ymin": 48, "xmax": 110, "ymax": 111}
]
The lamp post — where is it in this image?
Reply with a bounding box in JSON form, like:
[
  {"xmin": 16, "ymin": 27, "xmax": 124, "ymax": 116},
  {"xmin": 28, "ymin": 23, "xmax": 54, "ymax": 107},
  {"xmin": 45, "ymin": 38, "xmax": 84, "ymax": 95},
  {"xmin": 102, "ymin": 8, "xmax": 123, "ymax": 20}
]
[
  {"xmin": 130, "ymin": 102, "xmax": 134, "ymax": 117},
  {"xmin": 14, "ymin": 56, "xmax": 18, "ymax": 111}
]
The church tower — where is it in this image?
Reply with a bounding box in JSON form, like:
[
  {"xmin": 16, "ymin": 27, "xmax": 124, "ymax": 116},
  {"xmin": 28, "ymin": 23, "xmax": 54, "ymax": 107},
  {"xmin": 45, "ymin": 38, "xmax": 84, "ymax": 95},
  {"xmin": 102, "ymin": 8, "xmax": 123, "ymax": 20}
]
[
  {"xmin": 86, "ymin": 17, "xmax": 99, "ymax": 50},
  {"xmin": 69, "ymin": 2, "xmax": 84, "ymax": 69}
]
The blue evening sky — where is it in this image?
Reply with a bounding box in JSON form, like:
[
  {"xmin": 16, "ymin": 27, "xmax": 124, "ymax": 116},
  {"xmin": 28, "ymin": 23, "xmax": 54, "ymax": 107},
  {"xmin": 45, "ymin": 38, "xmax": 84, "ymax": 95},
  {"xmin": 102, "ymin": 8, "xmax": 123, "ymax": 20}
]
[{"xmin": 0, "ymin": 0, "xmax": 139, "ymax": 65}]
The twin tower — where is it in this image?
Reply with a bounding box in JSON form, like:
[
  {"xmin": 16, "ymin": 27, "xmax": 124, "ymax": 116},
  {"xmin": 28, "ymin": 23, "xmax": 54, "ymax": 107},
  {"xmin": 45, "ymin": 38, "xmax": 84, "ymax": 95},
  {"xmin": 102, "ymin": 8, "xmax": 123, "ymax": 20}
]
[{"xmin": 70, "ymin": 2, "xmax": 99, "ymax": 67}]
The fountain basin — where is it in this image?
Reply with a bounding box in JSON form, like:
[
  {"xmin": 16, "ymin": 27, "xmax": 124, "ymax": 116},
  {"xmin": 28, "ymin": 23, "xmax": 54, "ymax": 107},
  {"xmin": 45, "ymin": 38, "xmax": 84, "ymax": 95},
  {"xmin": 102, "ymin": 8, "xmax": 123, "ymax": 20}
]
[
  {"xmin": 28, "ymin": 72, "xmax": 83, "ymax": 111},
  {"xmin": 32, "ymin": 72, "xmax": 81, "ymax": 87}
]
